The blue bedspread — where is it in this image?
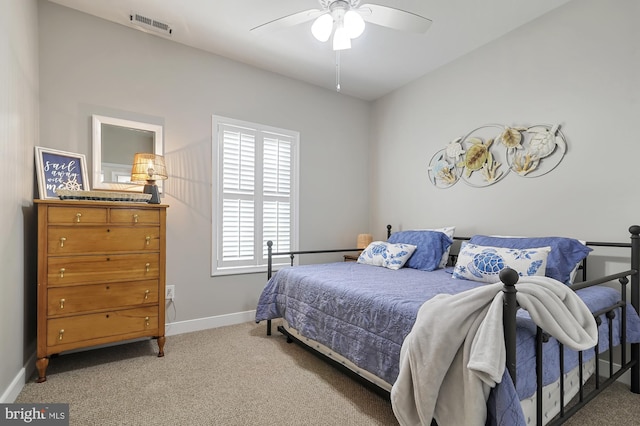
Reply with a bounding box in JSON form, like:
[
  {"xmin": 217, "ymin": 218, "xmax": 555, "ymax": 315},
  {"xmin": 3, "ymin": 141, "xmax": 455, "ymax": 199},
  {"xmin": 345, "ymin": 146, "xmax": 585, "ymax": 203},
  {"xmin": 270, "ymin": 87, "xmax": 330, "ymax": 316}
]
[
  {"xmin": 256, "ymin": 263, "xmax": 479, "ymax": 384},
  {"xmin": 255, "ymin": 262, "xmax": 640, "ymax": 423}
]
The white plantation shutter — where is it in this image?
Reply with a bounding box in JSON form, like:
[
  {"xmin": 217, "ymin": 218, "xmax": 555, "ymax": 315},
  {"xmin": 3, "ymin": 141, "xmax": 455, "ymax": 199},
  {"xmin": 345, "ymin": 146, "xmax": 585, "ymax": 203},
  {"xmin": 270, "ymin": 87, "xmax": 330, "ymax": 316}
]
[
  {"xmin": 221, "ymin": 128, "xmax": 255, "ymax": 264},
  {"xmin": 263, "ymin": 137, "xmax": 291, "ymax": 195},
  {"xmin": 262, "ymin": 136, "xmax": 292, "ymax": 257},
  {"xmin": 222, "ymin": 199, "xmax": 254, "ymax": 261},
  {"xmin": 263, "ymin": 200, "xmax": 290, "ymax": 257},
  {"xmin": 212, "ymin": 117, "xmax": 298, "ymax": 275}
]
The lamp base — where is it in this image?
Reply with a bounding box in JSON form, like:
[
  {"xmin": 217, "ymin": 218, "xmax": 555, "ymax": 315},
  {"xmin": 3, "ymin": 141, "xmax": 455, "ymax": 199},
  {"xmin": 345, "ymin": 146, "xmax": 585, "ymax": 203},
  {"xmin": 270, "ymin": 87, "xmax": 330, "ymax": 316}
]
[{"xmin": 143, "ymin": 182, "xmax": 161, "ymax": 204}]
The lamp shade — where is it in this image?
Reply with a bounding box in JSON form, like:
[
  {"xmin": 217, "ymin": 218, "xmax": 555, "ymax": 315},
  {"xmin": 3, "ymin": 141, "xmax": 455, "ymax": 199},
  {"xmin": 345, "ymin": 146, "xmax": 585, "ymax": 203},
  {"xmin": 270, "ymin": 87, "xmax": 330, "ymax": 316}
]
[
  {"xmin": 344, "ymin": 10, "xmax": 365, "ymax": 39},
  {"xmin": 332, "ymin": 22, "xmax": 351, "ymax": 50},
  {"xmin": 131, "ymin": 153, "xmax": 168, "ymax": 183},
  {"xmin": 357, "ymin": 233, "xmax": 373, "ymax": 249},
  {"xmin": 311, "ymin": 13, "xmax": 333, "ymax": 42}
]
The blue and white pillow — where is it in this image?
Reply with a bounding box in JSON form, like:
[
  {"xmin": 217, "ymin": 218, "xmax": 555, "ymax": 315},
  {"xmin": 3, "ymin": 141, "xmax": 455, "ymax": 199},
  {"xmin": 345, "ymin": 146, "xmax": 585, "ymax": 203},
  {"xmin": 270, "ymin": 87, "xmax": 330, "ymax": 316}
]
[
  {"xmin": 357, "ymin": 241, "xmax": 417, "ymax": 270},
  {"xmin": 468, "ymin": 235, "xmax": 592, "ymax": 285},
  {"xmin": 452, "ymin": 242, "xmax": 551, "ymax": 284}
]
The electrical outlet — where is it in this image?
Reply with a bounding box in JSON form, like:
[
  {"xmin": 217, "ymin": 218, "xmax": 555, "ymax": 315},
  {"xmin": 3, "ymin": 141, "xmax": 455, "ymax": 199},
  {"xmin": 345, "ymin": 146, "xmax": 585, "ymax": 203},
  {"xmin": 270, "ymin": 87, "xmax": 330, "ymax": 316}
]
[{"xmin": 166, "ymin": 285, "xmax": 175, "ymax": 301}]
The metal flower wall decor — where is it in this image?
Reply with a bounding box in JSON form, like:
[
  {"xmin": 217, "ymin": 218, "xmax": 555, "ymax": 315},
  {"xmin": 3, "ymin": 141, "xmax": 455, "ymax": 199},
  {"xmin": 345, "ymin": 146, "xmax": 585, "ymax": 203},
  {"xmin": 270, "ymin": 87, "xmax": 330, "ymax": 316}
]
[{"xmin": 427, "ymin": 123, "xmax": 567, "ymax": 188}]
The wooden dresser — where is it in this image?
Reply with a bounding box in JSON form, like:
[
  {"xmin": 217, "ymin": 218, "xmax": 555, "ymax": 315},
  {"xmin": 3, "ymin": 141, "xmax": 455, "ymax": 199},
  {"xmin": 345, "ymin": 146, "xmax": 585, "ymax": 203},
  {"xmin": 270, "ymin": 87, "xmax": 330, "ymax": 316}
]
[{"xmin": 35, "ymin": 200, "xmax": 167, "ymax": 383}]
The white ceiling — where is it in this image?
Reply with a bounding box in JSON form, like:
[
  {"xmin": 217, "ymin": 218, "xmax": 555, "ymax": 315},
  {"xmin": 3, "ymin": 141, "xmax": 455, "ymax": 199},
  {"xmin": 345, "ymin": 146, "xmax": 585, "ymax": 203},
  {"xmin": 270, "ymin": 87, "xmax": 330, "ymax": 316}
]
[{"xmin": 47, "ymin": 0, "xmax": 571, "ymax": 101}]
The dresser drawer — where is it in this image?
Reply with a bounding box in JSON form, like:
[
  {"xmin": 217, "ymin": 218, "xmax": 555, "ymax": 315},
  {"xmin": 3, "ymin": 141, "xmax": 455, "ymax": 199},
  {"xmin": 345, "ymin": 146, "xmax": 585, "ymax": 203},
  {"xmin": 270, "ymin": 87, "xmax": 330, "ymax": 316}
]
[
  {"xmin": 48, "ymin": 226, "xmax": 160, "ymax": 254},
  {"xmin": 47, "ymin": 306, "xmax": 159, "ymax": 347},
  {"xmin": 48, "ymin": 280, "xmax": 159, "ymax": 316},
  {"xmin": 48, "ymin": 206, "xmax": 108, "ymax": 224},
  {"xmin": 110, "ymin": 208, "xmax": 160, "ymax": 225},
  {"xmin": 47, "ymin": 253, "xmax": 159, "ymax": 286}
]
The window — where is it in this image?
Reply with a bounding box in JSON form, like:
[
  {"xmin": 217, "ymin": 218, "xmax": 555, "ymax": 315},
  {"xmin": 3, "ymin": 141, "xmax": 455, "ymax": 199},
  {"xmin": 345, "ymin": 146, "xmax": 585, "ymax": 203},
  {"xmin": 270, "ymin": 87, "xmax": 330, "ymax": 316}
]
[{"xmin": 212, "ymin": 116, "xmax": 299, "ymax": 275}]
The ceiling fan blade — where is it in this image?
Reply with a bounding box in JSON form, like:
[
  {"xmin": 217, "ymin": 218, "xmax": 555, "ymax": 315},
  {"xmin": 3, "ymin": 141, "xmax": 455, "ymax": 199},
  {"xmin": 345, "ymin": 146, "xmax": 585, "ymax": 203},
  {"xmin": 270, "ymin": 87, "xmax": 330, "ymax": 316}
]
[
  {"xmin": 250, "ymin": 9, "xmax": 322, "ymax": 33},
  {"xmin": 358, "ymin": 3, "xmax": 432, "ymax": 33}
]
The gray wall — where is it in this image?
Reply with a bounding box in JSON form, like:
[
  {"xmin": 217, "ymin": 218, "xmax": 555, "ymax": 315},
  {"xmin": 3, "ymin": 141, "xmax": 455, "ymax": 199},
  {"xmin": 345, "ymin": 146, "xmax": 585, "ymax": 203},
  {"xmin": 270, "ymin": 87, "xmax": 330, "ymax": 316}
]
[
  {"xmin": 371, "ymin": 0, "xmax": 639, "ymax": 245},
  {"xmin": 0, "ymin": 0, "xmax": 39, "ymax": 401},
  {"xmin": 37, "ymin": 0, "xmax": 372, "ymax": 327}
]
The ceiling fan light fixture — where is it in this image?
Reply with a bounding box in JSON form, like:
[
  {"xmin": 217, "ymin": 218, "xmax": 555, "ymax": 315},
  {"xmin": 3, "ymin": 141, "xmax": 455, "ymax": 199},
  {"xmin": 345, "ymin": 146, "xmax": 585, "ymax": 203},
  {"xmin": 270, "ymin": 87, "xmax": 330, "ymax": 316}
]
[
  {"xmin": 344, "ymin": 10, "xmax": 365, "ymax": 39},
  {"xmin": 311, "ymin": 13, "xmax": 333, "ymax": 42},
  {"xmin": 332, "ymin": 23, "xmax": 351, "ymax": 50}
]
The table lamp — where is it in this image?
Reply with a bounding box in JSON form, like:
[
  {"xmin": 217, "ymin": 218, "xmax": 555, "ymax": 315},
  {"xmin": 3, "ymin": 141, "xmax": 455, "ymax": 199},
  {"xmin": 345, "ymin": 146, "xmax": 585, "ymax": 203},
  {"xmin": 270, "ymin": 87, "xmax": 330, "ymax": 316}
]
[
  {"xmin": 357, "ymin": 233, "xmax": 373, "ymax": 249},
  {"xmin": 131, "ymin": 153, "xmax": 167, "ymax": 204}
]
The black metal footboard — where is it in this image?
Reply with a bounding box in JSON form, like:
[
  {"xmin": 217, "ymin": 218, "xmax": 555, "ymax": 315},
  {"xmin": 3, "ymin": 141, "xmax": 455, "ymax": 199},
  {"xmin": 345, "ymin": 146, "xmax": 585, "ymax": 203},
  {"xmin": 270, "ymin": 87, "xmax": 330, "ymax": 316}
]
[{"xmin": 501, "ymin": 225, "xmax": 640, "ymax": 425}]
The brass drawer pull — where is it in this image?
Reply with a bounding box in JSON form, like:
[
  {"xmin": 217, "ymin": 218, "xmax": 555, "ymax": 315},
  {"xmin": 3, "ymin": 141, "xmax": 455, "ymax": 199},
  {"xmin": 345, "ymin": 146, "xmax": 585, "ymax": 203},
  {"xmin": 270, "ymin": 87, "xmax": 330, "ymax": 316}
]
[
  {"xmin": 145, "ymin": 263, "xmax": 150, "ymax": 273},
  {"xmin": 75, "ymin": 213, "xmax": 82, "ymax": 223},
  {"xmin": 145, "ymin": 236, "xmax": 151, "ymax": 245},
  {"xmin": 59, "ymin": 237, "xmax": 66, "ymax": 248},
  {"xmin": 58, "ymin": 329, "xmax": 64, "ymax": 340},
  {"xmin": 144, "ymin": 289, "xmax": 150, "ymax": 300},
  {"xmin": 145, "ymin": 317, "xmax": 150, "ymax": 327},
  {"xmin": 59, "ymin": 298, "xmax": 65, "ymax": 309},
  {"xmin": 133, "ymin": 214, "xmax": 139, "ymax": 224},
  {"xmin": 59, "ymin": 268, "xmax": 65, "ymax": 278}
]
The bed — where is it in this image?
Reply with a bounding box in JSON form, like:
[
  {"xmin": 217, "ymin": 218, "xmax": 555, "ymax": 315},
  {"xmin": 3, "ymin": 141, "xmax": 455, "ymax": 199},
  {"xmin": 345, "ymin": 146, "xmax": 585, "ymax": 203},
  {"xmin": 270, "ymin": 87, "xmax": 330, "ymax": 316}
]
[{"xmin": 255, "ymin": 225, "xmax": 640, "ymax": 425}]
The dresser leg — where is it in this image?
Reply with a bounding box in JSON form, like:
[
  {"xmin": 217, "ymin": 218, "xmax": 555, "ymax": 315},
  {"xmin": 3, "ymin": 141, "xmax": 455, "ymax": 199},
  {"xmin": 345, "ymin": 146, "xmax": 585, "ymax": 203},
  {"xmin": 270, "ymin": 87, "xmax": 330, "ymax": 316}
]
[
  {"xmin": 36, "ymin": 357, "xmax": 49, "ymax": 383},
  {"xmin": 157, "ymin": 336, "xmax": 165, "ymax": 357}
]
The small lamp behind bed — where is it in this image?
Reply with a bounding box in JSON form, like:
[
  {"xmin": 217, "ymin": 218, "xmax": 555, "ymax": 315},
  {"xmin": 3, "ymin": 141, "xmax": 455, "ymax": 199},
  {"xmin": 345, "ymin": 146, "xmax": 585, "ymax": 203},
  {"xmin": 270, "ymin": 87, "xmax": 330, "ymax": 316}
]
[
  {"xmin": 343, "ymin": 234, "xmax": 373, "ymax": 262},
  {"xmin": 357, "ymin": 233, "xmax": 373, "ymax": 249}
]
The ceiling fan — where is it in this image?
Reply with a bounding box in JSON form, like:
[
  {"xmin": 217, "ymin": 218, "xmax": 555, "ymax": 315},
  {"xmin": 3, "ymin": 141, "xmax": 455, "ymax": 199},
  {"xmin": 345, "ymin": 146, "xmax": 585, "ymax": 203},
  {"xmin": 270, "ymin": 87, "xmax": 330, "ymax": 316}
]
[{"xmin": 251, "ymin": 0, "xmax": 432, "ymax": 51}]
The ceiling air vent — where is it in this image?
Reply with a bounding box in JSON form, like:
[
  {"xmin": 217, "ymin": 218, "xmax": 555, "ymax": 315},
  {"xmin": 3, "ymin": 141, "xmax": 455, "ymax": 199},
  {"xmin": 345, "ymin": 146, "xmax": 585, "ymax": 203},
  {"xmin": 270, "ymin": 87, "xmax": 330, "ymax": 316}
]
[{"xmin": 130, "ymin": 12, "xmax": 173, "ymax": 36}]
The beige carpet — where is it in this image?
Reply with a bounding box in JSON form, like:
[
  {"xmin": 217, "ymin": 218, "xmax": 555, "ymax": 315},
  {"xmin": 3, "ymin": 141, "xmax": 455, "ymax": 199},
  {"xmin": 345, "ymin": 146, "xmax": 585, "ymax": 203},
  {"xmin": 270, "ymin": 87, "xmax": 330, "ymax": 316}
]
[{"xmin": 15, "ymin": 321, "xmax": 640, "ymax": 425}]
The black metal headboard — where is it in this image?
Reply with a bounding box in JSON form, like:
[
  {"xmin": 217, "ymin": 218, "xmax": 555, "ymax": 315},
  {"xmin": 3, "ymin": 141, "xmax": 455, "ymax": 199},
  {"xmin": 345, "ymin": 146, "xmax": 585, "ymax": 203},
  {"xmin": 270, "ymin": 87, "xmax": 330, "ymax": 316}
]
[{"xmin": 387, "ymin": 225, "xmax": 632, "ymax": 281}]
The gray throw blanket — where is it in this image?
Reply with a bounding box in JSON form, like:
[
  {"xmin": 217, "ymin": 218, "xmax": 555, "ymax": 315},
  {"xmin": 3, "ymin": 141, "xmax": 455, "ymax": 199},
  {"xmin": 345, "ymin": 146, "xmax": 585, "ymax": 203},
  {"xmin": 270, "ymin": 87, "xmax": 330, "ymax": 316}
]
[{"xmin": 390, "ymin": 276, "xmax": 598, "ymax": 426}]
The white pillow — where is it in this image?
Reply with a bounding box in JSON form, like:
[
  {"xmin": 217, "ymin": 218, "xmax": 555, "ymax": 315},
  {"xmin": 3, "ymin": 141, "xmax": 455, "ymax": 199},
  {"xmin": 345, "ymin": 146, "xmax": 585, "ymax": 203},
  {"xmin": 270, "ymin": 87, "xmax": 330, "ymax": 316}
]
[
  {"xmin": 414, "ymin": 226, "xmax": 455, "ymax": 268},
  {"xmin": 357, "ymin": 241, "xmax": 417, "ymax": 270},
  {"xmin": 452, "ymin": 243, "xmax": 551, "ymax": 284}
]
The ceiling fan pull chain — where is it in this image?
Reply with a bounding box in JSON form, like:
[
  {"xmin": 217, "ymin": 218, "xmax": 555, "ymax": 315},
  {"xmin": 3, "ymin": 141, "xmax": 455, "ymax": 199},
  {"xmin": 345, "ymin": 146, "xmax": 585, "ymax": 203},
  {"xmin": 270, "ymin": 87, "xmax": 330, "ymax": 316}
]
[{"xmin": 335, "ymin": 51, "xmax": 341, "ymax": 92}]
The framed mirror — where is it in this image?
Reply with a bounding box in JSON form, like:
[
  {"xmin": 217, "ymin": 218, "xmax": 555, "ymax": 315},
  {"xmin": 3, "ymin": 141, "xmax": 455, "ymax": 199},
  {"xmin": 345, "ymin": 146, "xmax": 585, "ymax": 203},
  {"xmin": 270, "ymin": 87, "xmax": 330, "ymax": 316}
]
[{"xmin": 92, "ymin": 115, "xmax": 163, "ymax": 192}]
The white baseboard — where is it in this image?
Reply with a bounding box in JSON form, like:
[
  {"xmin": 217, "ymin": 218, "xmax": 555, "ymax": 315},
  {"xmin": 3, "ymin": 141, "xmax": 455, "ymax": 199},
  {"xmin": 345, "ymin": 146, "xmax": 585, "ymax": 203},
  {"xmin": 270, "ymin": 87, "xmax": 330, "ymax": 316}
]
[
  {"xmin": 0, "ymin": 352, "xmax": 36, "ymax": 404},
  {"xmin": 164, "ymin": 310, "xmax": 256, "ymax": 336},
  {"xmin": 1, "ymin": 310, "xmax": 256, "ymax": 403},
  {"xmin": 599, "ymin": 358, "xmax": 630, "ymax": 386}
]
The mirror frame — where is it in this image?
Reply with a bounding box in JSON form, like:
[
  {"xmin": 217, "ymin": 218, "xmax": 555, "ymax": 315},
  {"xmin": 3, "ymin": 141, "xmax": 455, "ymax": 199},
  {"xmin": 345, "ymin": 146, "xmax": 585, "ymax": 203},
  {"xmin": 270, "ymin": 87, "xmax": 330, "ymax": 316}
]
[{"xmin": 92, "ymin": 114, "xmax": 164, "ymax": 192}]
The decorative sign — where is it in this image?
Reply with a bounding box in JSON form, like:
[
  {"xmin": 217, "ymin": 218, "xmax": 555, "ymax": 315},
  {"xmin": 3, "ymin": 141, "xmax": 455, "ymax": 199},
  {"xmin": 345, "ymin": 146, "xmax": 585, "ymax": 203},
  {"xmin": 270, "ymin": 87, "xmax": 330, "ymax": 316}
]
[
  {"xmin": 35, "ymin": 147, "xmax": 89, "ymax": 199},
  {"xmin": 428, "ymin": 123, "xmax": 567, "ymax": 188}
]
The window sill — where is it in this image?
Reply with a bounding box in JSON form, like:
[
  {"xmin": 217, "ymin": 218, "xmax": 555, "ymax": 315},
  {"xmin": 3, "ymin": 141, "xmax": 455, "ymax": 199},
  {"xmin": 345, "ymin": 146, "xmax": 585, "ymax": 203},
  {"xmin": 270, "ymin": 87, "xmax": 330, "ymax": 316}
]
[{"xmin": 211, "ymin": 263, "xmax": 292, "ymax": 277}]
